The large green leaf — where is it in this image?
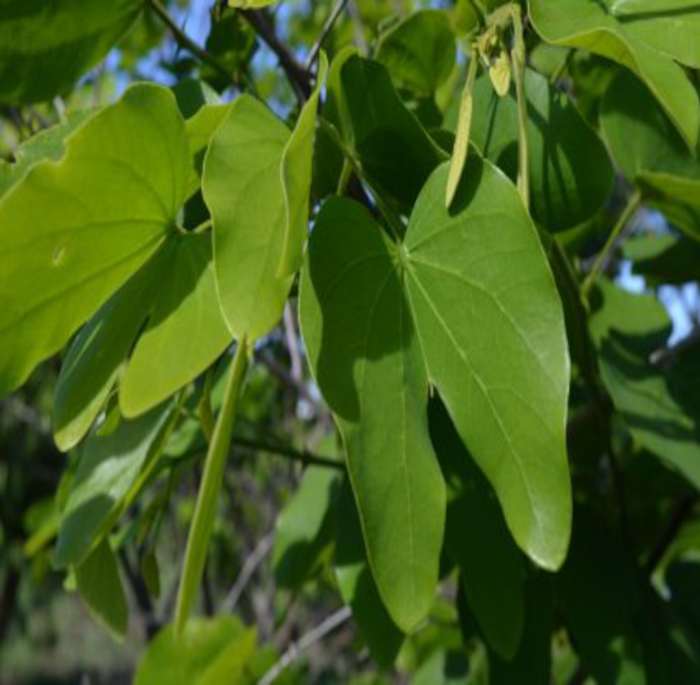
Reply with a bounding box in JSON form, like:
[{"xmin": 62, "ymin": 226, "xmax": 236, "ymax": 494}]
[
  {"xmin": 528, "ymin": 0, "xmax": 700, "ymax": 148},
  {"xmin": 375, "ymin": 10, "xmax": 456, "ymax": 97},
  {"xmin": 300, "ymin": 197, "xmax": 445, "ymax": 631},
  {"xmin": 462, "ymin": 68, "xmax": 614, "ymax": 233},
  {"xmin": 135, "ymin": 616, "xmax": 257, "ymax": 685},
  {"xmin": 0, "ymin": 84, "xmax": 191, "ymax": 396},
  {"xmin": 53, "ymin": 402, "xmax": 175, "ymax": 569},
  {"xmin": 601, "ymin": 71, "xmax": 700, "ymax": 239},
  {"xmin": 0, "ymin": 0, "xmax": 142, "ymax": 104},
  {"xmin": 301, "ymin": 157, "xmax": 571, "ymax": 627},
  {"xmin": 76, "ymin": 540, "xmax": 129, "ymax": 641},
  {"xmin": 334, "ymin": 56, "xmax": 447, "ymax": 212},
  {"xmin": 203, "ymin": 95, "xmax": 294, "ymax": 341}
]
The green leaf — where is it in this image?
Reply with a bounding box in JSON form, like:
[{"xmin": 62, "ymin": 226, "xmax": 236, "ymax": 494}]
[
  {"xmin": 334, "ymin": 56, "xmax": 448, "ymax": 212},
  {"xmin": 0, "ymin": 84, "xmax": 191, "ymax": 396},
  {"xmin": 528, "ymin": 0, "xmax": 700, "ymax": 149},
  {"xmin": 623, "ymin": 234, "xmax": 700, "ymax": 285},
  {"xmin": 203, "ymin": 95, "xmax": 293, "ymax": 341},
  {"xmin": 278, "ymin": 51, "xmax": 328, "ymax": 278},
  {"xmin": 301, "ymin": 196, "xmax": 445, "ymax": 631},
  {"xmin": 54, "ymin": 402, "xmax": 175, "ymax": 569},
  {"xmin": 432, "ymin": 401, "xmax": 527, "ymax": 661},
  {"xmin": 53, "ymin": 234, "xmax": 231, "ymax": 448},
  {"xmin": 375, "ymin": 10, "xmax": 456, "ymax": 98},
  {"xmin": 273, "ymin": 465, "xmax": 342, "ymax": 591},
  {"xmin": 120, "ymin": 234, "xmax": 232, "ymax": 418},
  {"xmin": 335, "ymin": 482, "xmax": 404, "ymax": 668},
  {"xmin": 459, "ymin": 68, "xmax": 614, "ymax": 232},
  {"xmin": 76, "ymin": 539, "xmax": 128, "ymax": 641},
  {"xmin": 0, "ymin": 110, "xmax": 96, "ymax": 198},
  {"xmin": 557, "ymin": 507, "xmax": 645, "ymax": 685},
  {"xmin": 601, "ymin": 71, "xmax": 700, "ymax": 239},
  {"xmin": 590, "ymin": 281, "xmax": 700, "ymax": 490},
  {"xmin": 135, "ymin": 616, "xmax": 257, "ymax": 685},
  {"xmin": 489, "ymin": 573, "xmax": 554, "ymax": 685},
  {"xmin": 0, "ymin": 0, "xmax": 142, "ymax": 104},
  {"xmin": 185, "ymin": 103, "xmax": 230, "ymax": 197},
  {"xmin": 301, "ymin": 157, "xmax": 571, "ymax": 627}
]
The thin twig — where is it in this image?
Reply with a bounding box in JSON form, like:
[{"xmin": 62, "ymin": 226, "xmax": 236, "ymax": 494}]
[
  {"xmin": 148, "ymin": 0, "xmax": 243, "ymax": 89},
  {"xmin": 303, "ymin": 0, "xmax": 349, "ymax": 72},
  {"xmin": 258, "ymin": 606, "xmax": 353, "ymax": 685},
  {"xmin": 234, "ymin": 435, "xmax": 345, "ymax": 472},
  {"xmin": 283, "ymin": 304, "xmax": 303, "ymax": 383},
  {"xmin": 644, "ymin": 494, "xmax": 698, "ymax": 576},
  {"xmin": 222, "ymin": 532, "xmax": 275, "ymax": 613},
  {"xmin": 242, "ymin": 10, "xmax": 311, "ymax": 102}
]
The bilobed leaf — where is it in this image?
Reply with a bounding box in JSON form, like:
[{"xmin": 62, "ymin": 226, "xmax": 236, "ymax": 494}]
[
  {"xmin": 54, "ymin": 402, "xmax": 175, "ymax": 569},
  {"xmin": 528, "ymin": 0, "xmax": 700, "ymax": 148},
  {"xmin": 278, "ymin": 51, "xmax": 328, "ymax": 278},
  {"xmin": 76, "ymin": 540, "xmax": 128, "ymax": 641},
  {"xmin": 459, "ymin": 68, "xmax": 614, "ymax": 232},
  {"xmin": 301, "ymin": 157, "xmax": 571, "ymax": 627},
  {"xmin": 203, "ymin": 95, "xmax": 294, "ymax": 341},
  {"xmin": 273, "ymin": 465, "xmax": 342, "ymax": 591},
  {"xmin": 375, "ymin": 10, "xmax": 456, "ymax": 97},
  {"xmin": 120, "ymin": 234, "xmax": 232, "ymax": 418},
  {"xmin": 601, "ymin": 71, "xmax": 700, "ymax": 239},
  {"xmin": 334, "ymin": 56, "xmax": 447, "ymax": 212},
  {"xmin": 0, "ymin": 84, "xmax": 191, "ymax": 396},
  {"xmin": 335, "ymin": 482, "xmax": 404, "ymax": 668},
  {"xmin": 0, "ymin": 0, "xmax": 142, "ymax": 104},
  {"xmin": 135, "ymin": 616, "xmax": 256, "ymax": 685},
  {"xmin": 300, "ymin": 198, "xmax": 445, "ymax": 631}
]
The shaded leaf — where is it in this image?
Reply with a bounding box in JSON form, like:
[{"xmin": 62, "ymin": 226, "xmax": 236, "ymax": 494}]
[
  {"xmin": 528, "ymin": 0, "xmax": 700, "ymax": 148},
  {"xmin": 0, "ymin": 0, "xmax": 142, "ymax": 104}
]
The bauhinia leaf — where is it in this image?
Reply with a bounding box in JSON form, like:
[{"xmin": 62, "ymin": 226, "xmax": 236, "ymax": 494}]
[
  {"xmin": 278, "ymin": 51, "xmax": 328, "ymax": 278},
  {"xmin": 0, "ymin": 0, "xmax": 142, "ymax": 104},
  {"xmin": 203, "ymin": 95, "xmax": 294, "ymax": 341},
  {"xmin": 301, "ymin": 156, "xmax": 571, "ymax": 628},
  {"xmin": 528, "ymin": 0, "xmax": 700, "ymax": 149},
  {"xmin": 0, "ymin": 84, "xmax": 191, "ymax": 396}
]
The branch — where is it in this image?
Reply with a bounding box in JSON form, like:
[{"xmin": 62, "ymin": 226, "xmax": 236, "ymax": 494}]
[
  {"xmin": 242, "ymin": 10, "xmax": 311, "ymax": 102},
  {"xmin": 258, "ymin": 606, "xmax": 353, "ymax": 685},
  {"xmin": 233, "ymin": 435, "xmax": 345, "ymax": 472},
  {"xmin": 303, "ymin": 0, "xmax": 349, "ymax": 72},
  {"xmin": 148, "ymin": 0, "xmax": 244, "ymax": 89},
  {"xmin": 221, "ymin": 532, "xmax": 275, "ymax": 613}
]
